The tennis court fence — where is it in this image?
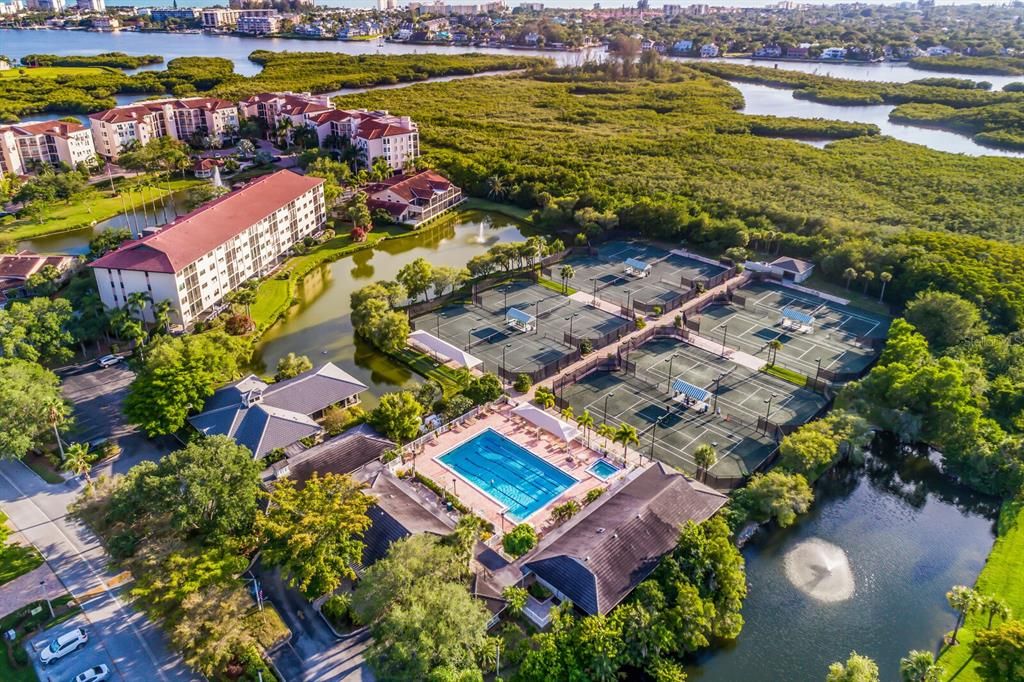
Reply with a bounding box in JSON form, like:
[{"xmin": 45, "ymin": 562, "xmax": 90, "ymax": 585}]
[{"xmin": 498, "ymin": 348, "xmax": 583, "ymax": 385}]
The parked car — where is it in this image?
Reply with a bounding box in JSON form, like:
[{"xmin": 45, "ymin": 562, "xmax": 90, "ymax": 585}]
[
  {"xmin": 97, "ymin": 354, "xmax": 122, "ymax": 368},
  {"xmin": 75, "ymin": 664, "xmax": 110, "ymax": 682},
  {"xmin": 39, "ymin": 627, "xmax": 88, "ymax": 664}
]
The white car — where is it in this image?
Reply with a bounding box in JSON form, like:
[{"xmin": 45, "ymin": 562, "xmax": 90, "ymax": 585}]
[
  {"xmin": 75, "ymin": 664, "xmax": 110, "ymax": 682},
  {"xmin": 97, "ymin": 355, "xmax": 122, "ymax": 368},
  {"xmin": 39, "ymin": 627, "xmax": 88, "ymax": 664}
]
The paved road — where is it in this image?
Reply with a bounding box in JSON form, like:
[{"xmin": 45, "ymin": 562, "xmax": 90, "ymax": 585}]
[
  {"xmin": 257, "ymin": 563, "xmax": 373, "ymax": 682},
  {"xmin": 0, "ymin": 453, "xmax": 197, "ymax": 682}
]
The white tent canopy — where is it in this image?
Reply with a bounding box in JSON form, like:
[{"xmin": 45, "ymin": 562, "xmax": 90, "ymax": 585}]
[
  {"xmin": 512, "ymin": 404, "xmax": 580, "ymax": 442},
  {"xmin": 409, "ymin": 330, "xmax": 483, "ymax": 370}
]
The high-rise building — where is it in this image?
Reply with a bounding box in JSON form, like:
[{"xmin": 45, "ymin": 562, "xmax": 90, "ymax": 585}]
[{"xmin": 76, "ymin": 0, "xmax": 105, "ymax": 11}]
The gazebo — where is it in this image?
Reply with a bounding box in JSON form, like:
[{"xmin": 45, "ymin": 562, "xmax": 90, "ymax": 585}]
[
  {"xmin": 506, "ymin": 307, "xmax": 536, "ymax": 333},
  {"xmin": 624, "ymin": 257, "xmax": 652, "ymax": 278},
  {"xmin": 780, "ymin": 307, "xmax": 815, "ymax": 333},
  {"xmin": 408, "ymin": 330, "xmax": 483, "ymax": 369}
]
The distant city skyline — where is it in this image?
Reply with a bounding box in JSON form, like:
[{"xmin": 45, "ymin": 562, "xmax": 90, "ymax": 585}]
[{"xmin": 5, "ymin": 0, "xmax": 1015, "ymax": 9}]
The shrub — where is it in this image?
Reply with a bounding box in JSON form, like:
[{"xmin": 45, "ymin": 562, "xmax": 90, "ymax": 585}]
[
  {"xmin": 225, "ymin": 313, "xmax": 254, "ymax": 336},
  {"xmin": 579, "ymin": 339, "xmax": 594, "ymax": 355},
  {"xmin": 322, "ymin": 405, "xmax": 364, "ymax": 435},
  {"xmin": 584, "ymin": 487, "xmax": 605, "ymax": 505},
  {"xmin": 513, "ymin": 373, "xmax": 532, "ymax": 393},
  {"xmin": 674, "ymin": 314, "xmax": 683, "ymax": 329},
  {"xmin": 322, "ymin": 593, "xmax": 356, "ymax": 629},
  {"xmin": 12, "ymin": 644, "xmax": 28, "ymax": 666},
  {"xmin": 502, "ymin": 523, "xmax": 537, "ymax": 557},
  {"xmin": 351, "ymin": 226, "xmax": 367, "ymax": 242},
  {"xmin": 527, "ymin": 582, "xmax": 552, "ymax": 601},
  {"xmin": 551, "ymin": 499, "xmax": 581, "ymax": 523},
  {"xmin": 634, "ymin": 316, "xmax": 647, "ymax": 330},
  {"xmin": 108, "ymin": 531, "xmax": 138, "ymax": 559},
  {"xmin": 101, "ymin": 440, "xmax": 121, "ymax": 460},
  {"xmin": 652, "ymin": 306, "xmax": 663, "ymax": 316}
]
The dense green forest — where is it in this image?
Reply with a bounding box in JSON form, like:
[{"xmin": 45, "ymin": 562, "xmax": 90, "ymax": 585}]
[
  {"xmin": 340, "ymin": 65, "xmax": 1024, "ymax": 326},
  {"xmin": 0, "ymin": 53, "xmax": 547, "ymax": 122},
  {"xmin": 19, "ymin": 52, "xmax": 164, "ymax": 69},
  {"xmin": 690, "ymin": 62, "xmax": 1024, "ymax": 150},
  {"xmin": 909, "ymin": 55, "xmax": 1024, "ymax": 76}
]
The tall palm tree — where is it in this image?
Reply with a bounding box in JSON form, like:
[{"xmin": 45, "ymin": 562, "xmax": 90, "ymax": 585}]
[
  {"xmin": 946, "ymin": 585, "xmax": 978, "ymax": 644},
  {"xmin": 151, "ymin": 299, "xmax": 173, "ymax": 335},
  {"xmin": 861, "ymin": 270, "xmax": 875, "ymax": 295},
  {"xmin": 62, "ymin": 442, "xmax": 93, "ymax": 486},
  {"xmin": 899, "ymin": 650, "xmax": 941, "ymax": 682},
  {"xmin": 879, "ymin": 271, "xmax": 893, "ymax": 303},
  {"xmin": 613, "ymin": 423, "xmax": 640, "ymax": 461},
  {"xmin": 486, "ymin": 175, "xmax": 507, "ymax": 199},
  {"xmin": 768, "ymin": 339, "xmax": 783, "ymax": 366},
  {"xmin": 560, "ymin": 264, "xmax": 575, "ymax": 294},
  {"xmin": 843, "ymin": 267, "xmax": 858, "ymax": 290},
  {"xmin": 978, "ymin": 594, "xmax": 1011, "ymax": 628},
  {"xmin": 597, "ymin": 422, "xmax": 615, "ymax": 450},
  {"xmin": 576, "ymin": 409, "xmax": 595, "ymax": 447},
  {"xmin": 538, "ymin": 392, "xmax": 556, "ymax": 410},
  {"xmin": 233, "ymin": 287, "xmax": 257, "ymax": 319},
  {"xmin": 693, "ymin": 443, "xmax": 717, "ymax": 482}
]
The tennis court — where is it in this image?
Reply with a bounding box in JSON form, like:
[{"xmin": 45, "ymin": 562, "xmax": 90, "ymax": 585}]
[
  {"xmin": 560, "ymin": 337, "xmax": 827, "ymax": 479},
  {"xmin": 698, "ymin": 280, "xmax": 891, "ymax": 379},
  {"xmin": 561, "ymin": 241, "xmax": 729, "ymax": 310},
  {"xmin": 415, "ymin": 280, "xmax": 630, "ymax": 378}
]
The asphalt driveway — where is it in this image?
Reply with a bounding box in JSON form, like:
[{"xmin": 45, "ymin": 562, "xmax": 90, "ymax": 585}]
[
  {"xmin": 27, "ymin": 612, "xmax": 118, "ymax": 682},
  {"xmin": 59, "ymin": 362, "xmax": 135, "ymax": 445}
]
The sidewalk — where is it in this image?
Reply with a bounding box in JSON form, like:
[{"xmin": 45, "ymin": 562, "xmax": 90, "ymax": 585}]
[{"xmin": 0, "ymin": 563, "xmax": 64, "ymax": 618}]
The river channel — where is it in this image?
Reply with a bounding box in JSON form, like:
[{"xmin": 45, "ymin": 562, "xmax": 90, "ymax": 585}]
[{"xmin": 692, "ymin": 441, "xmax": 999, "ymax": 681}]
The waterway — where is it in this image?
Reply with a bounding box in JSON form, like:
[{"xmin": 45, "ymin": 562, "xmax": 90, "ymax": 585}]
[
  {"xmin": 251, "ymin": 210, "xmax": 527, "ymax": 405},
  {"xmin": 693, "ymin": 441, "xmax": 1000, "ymax": 681}
]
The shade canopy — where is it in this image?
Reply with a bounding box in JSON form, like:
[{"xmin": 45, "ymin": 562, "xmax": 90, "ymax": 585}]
[
  {"xmin": 671, "ymin": 379, "xmax": 710, "ymax": 403},
  {"xmin": 409, "ymin": 329, "xmax": 483, "ymax": 369},
  {"xmin": 624, "ymin": 257, "xmax": 651, "ymax": 272},
  {"xmin": 512, "ymin": 404, "xmax": 580, "ymax": 442},
  {"xmin": 781, "ymin": 307, "xmax": 814, "ymax": 325},
  {"xmin": 506, "ymin": 307, "xmax": 535, "ymax": 324}
]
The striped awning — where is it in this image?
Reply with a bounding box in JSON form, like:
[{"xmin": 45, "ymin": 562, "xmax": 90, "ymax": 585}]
[
  {"xmin": 506, "ymin": 307, "xmax": 535, "ymax": 324},
  {"xmin": 782, "ymin": 307, "xmax": 814, "ymax": 325},
  {"xmin": 671, "ymin": 379, "xmax": 710, "ymax": 402},
  {"xmin": 624, "ymin": 257, "xmax": 650, "ymax": 272}
]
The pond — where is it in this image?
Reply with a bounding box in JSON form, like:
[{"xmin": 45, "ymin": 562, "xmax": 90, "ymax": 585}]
[
  {"xmin": 691, "ymin": 440, "xmax": 1000, "ymax": 681},
  {"xmin": 251, "ymin": 210, "xmax": 528, "ymax": 407}
]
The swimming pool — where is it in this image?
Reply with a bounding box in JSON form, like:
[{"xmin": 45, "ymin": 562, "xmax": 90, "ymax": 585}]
[
  {"xmin": 588, "ymin": 459, "xmax": 621, "ymax": 480},
  {"xmin": 437, "ymin": 429, "xmax": 577, "ymax": 522}
]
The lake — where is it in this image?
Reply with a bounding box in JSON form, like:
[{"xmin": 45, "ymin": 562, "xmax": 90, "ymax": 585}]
[
  {"xmin": 251, "ymin": 210, "xmax": 528, "ymax": 406},
  {"xmin": 692, "ymin": 441, "xmax": 1000, "ymax": 681}
]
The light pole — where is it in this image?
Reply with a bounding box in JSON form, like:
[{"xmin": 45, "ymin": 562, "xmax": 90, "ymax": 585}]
[
  {"xmin": 763, "ymin": 393, "xmax": 778, "ymax": 434},
  {"xmin": 814, "ymin": 356, "xmax": 822, "ymax": 385},
  {"xmin": 666, "ymin": 353, "xmax": 678, "ymax": 392},
  {"xmin": 625, "ymin": 288, "xmax": 632, "ymax": 318},
  {"xmin": 648, "ymin": 416, "xmax": 663, "ymax": 463},
  {"xmin": 566, "ymin": 313, "xmax": 579, "ymax": 348},
  {"xmin": 535, "ymin": 299, "xmax": 541, "ymax": 335},
  {"xmin": 713, "ymin": 372, "xmax": 724, "ymax": 412},
  {"xmin": 453, "ymin": 477, "xmax": 458, "ymax": 496},
  {"xmin": 721, "ymin": 324, "xmax": 729, "ymax": 357},
  {"xmin": 503, "ymin": 287, "xmax": 508, "ymax": 314},
  {"xmin": 467, "ymin": 327, "xmax": 475, "ymax": 351},
  {"xmin": 603, "ymin": 392, "xmax": 614, "ymax": 424},
  {"xmin": 591, "ymin": 277, "xmax": 598, "ymax": 305},
  {"xmin": 436, "ymin": 312, "xmax": 443, "ymax": 338},
  {"xmin": 501, "ymin": 343, "xmax": 512, "ymax": 386}
]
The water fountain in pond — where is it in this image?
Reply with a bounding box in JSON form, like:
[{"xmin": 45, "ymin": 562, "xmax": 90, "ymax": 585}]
[
  {"xmin": 783, "ymin": 538, "xmax": 854, "ymax": 603},
  {"xmin": 471, "ymin": 215, "xmax": 492, "ymax": 244}
]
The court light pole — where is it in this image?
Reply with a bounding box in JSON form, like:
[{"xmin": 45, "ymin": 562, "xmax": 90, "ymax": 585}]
[
  {"xmin": 566, "ymin": 313, "xmax": 579, "ymax": 348},
  {"xmin": 625, "ymin": 289, "xmax": 632, "ymax": 318},
  {"xmin": 763, "ymin": 392, "xmax": 778, "ymax": 435},
  {"xmin": 721, "ymin": 324, "xmax": 729, "ymax": 357},
  {"xmin": 591, "ymin": 277, "xmax": 598, "ymax": 305},
  {"xmin": 814, "ymin": 356, "xmax": 822, "ymax": 385},
  {"xmin": 501, "ymin": 343, "xmax": 512, "ymax": 386},
  {"xmin": 503, "ymin": 287, "xmax": 508, "ymax": 314},
  {"xmin": 436, "ymin": 312, "xmax": 443, "ymax": 338},
  {"xmin": 666, "ymin": 353, "xmax": 678, "ymax": 392},
  {"xmin": 603, "ymin": 392, "xmax": 614, "ymax": 424},
  {"xmin": 713, "ymin": 372, "xmax": 724, "ymax": 412},
  {"xmin": 648, "ymin": 416, "xmax": 663, "ymax": 464},
  {"xmin": 467, "ymin": 327, "xmax": 475, "ymax": 351}
]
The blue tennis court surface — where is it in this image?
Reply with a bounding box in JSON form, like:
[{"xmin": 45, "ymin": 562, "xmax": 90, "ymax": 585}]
[{"xmin": 437, "ymin": 429, "xmax": 576, "ymax": 522}]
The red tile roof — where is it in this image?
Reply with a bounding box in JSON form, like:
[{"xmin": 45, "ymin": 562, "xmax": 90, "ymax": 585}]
[
  {"xmin": 3, "ymin": 120, "xmax": 88, "ymax": 138},
  {"xmin": 89, "ymin": 97, "xmax": 235, "ymax": 124},
  {"xmin": 356, "ymin": 119, "xmax": 414, "ymax": 140},
  {"xmin": 370, "ymin": 171, "xmax": 452, "ymax": 203},
  {"xmin": 0, "ymin": 252, "xmax": 74, "ymax": 287},
  {"xmin": 89, "ymin": 170, "xmax": 324, "ymax": 275}
]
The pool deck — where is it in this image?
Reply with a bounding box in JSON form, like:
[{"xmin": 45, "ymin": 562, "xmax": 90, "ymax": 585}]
[{"xmin": 407, "ymin": 401, "xmax": 619, "ymax": 534}]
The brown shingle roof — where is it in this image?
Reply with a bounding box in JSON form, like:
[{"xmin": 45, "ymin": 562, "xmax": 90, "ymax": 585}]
[
  {"xmin": 369, "ymin": 171, "xmax": 452, "ymax": 204},
  {"xmin": 521, "ymin": 462, "xmax": 727, "ymax": 615},
  {"xmin": 89, "ymin": 170, "xmax": 324, "ymax": 274}
]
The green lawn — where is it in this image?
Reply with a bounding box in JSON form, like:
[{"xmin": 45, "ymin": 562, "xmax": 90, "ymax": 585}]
[
  {"xmin": 0, "ymin": 511, "xmax": 44, "ymax": 588},
  {"xmin": 389, "ymin": 347, "xmax": 467, "ymax": 396},
  {"xmin": 0, "ymin": 66, "xmax": 112, "ymax": 79},
  {"xmin": 537, "ymin": 276, "xmax": 575, "ymax": 296},
  {"xmin": 762, "ymin": 363, "xmax": 807, "ymax": 386},
  {"xmin": 937, "ymin": 498, "xmax": 1024, "ymax": 681},
  {"xmin": 460, "ymin": 197, "xmax": 533, "ymax": 222},
  {"xmin": 0, "ymin": 177, "xmax": 203, "ymax": 244},
  {"xmin": 22, "ymin": 452, "xmax": 63, "ymax": 485}
]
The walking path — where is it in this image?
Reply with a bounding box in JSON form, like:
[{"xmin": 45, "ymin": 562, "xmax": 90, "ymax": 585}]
[{"xmin": 0, "ymin": 563, "xmax": 64, "ymax": 618}]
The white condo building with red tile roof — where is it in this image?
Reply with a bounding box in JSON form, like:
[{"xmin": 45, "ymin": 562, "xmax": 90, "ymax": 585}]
[
  {"xmin": 0, "ymin": 120, "xmax": 96, "ymax": 175},
  {"xmin": 366, "ymin": 170, "xmax": 463, "ymax": 227},
  {"xmin": 306, "ymin": 108, "xmax": 420, "ymax": 172},
  {"xmin": 88, "ymin": 97, "xmax": 239, "ymax": 160},
  {"xmin": 89, "ymin": 170, "xmax": 325, "ymax": 330},
  {"xmin": 239, "ymin": 91, "xmax": 334, "ymax": 141}
]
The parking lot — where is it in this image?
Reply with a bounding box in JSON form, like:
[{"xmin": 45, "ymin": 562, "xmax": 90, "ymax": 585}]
[
  {"xmin": 28, "ymin": 612, "xmax": 120, "ymax": 682},
  {"xmin": 59, "ymin": 361, "xmax": 135, "ymax": 445},
  {"xmin": 560, "ymin": 337, "xmax": 826, "ymax": 479},
  {"xmin": 415, "ymin": 279, "xmax": 630, "ymax": 377},
  {"xmin": 698, "ymin": 280, "xmax": 891, "ymax": 379}
]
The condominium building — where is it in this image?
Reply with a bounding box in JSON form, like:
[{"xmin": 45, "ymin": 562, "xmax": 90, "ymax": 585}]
[
  {"xmin": 88, "ymin": 97, "xmax": 239, "ymax": 159},
  {"xmin": 202, "ymin": 7, "xmax": 276, "ymax": 28},
  {"xmin": 239, "ymin": 91, "xmax": 334, "ymax": 138},
  {"xmin": 236, "ymin": 13, "xmax": 281, "ymax": 34},
  {"xmin": 308, "ymin": 109, "xmax": 419, "ymax": 172},
  {"xmin": 0, "ymin": 120, "xmax": 96, "ymax": 175},
  {"xmin": 366, "ymin": 170, "xmax": 463, "ymax": 227},
  {"xmin": 77, "ymin": 0, "xmax": 105, "ymax": 10},
  {"xmin": 90, "ymin": 170, "xmax": 326, "ymax": 329}
]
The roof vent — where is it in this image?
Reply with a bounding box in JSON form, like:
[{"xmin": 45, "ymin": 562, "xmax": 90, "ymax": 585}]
[
  {"xmin": 584, "ymin": 556, "xmax": 590, "ymax": 562},
  {"xmin": 245, "ymin": 388, "xmax": 264, "ymax": 407}
]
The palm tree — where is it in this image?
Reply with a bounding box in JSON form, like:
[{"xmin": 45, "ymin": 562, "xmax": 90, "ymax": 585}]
[
  {"xmin": 613, "ymin": 423, "xmax": 640, "ymax": 461},
  {"xmin": 946, "ymin": 585, "xmax": 978, "ymax": 644},
  {"xmin": 843, "ymin": 267, "xmax": 858, "ymax": 290},
  {"xmin": 597, "ymin": 422, "xmax": 615, "ymax": 450},
  {"xmin": 233, "ymin": 287, "xmax": 257, "ymax": 318},
  {"xmin": 560, "ymin": 264, "xmax": 575, "ymax": 294},
  {"xmin": 899, "ymin": 650, "xmax": 941, "ymax": 682},
  {"xmin": 152, "ymin": 299, "xmax": 172, "ymax": 335},
  {"xmin": 538, "ymin": 392, "xmax": 556, "ymax": 410},
  {"xmin": 768, "ymin": 339, "xmax": 783, "ymax": 366},
  {"xmin": 693, "ymin": 443, "xmax": 717, "ymax": 482},
  {"xmin": 275, "ymin": 117, "xmax": 293, "ymax": 147},
  {"xmin": 486, "ymin": 175, "xmax": 507, "ymax": 199},
  {"xmin": 126, "ymin": 290, "xmax": 151, "ymax": 324},
  {"xmin": 879, "ymin": 271, "xmax": 893, "ymax": 303},
  {"xmin": 977, "ymin": 594, "xmax": 1011, "ymax": 628},
  {"xmin": 576, "ymin": 409, "xmax": 595, "ymax": 447},
  {"xmin": 370, "ymin": 156, "xmax": 392, "ymax": 183},
  {"xmin": 861, "ymin": 270, "xmax": 875, "ymax": 294},
  {"xmin": 62, "ymin": 442, "xmax": 93, "ymax": 486},
  {"xmin": 560, "ymin": 405, "xmax": 575, "ymax": 422}
]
